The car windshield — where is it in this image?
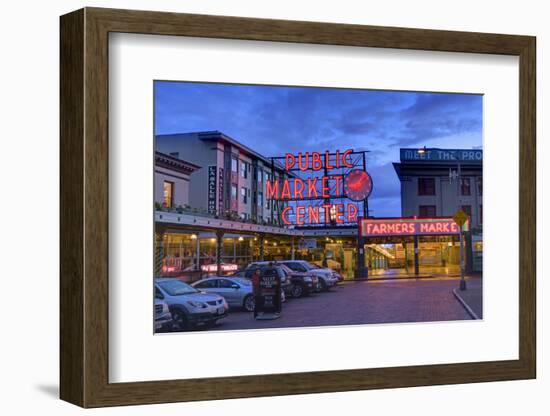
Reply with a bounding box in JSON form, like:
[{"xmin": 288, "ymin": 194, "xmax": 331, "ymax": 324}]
[
  {"xmin": 233, "ymin": 278, "xmax": 251, "ymax": 286},
  {"xmin": 157, "ymin": 279, "xmax": 198, "ymax": 296}
]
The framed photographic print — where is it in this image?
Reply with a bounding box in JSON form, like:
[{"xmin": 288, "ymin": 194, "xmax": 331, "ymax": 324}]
[{"xmin": 60, "ymin": 7, "xmax": 536, "ymax": 408}]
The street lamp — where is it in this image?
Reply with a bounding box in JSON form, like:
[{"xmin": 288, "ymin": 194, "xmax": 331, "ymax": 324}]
[{"xmin": 416, "ymin": 147, "xmax": 467, "ymax": 291}]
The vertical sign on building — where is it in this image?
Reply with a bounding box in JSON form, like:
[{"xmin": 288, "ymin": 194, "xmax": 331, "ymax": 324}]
[
  {"xmin": 207, "ymin": 166, "xmax": 217, "ymax": 214},
  {"xmin": 218, "ymin": 167, "xmax": 224, "ymax": 215}
]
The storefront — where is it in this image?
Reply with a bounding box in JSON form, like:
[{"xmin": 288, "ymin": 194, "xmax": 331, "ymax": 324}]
[
  {"xmin": 154, "ymin": 209, "xmax": 303, "ymax": 282},
  {"xmin": 356, "ymin": 217, "xmax": 471, "ymax": 278}
]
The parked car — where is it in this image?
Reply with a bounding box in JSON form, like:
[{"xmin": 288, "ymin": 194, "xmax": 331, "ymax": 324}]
[
  {"xmin": 154, "ymin": 298, "xmax": 173, "ymax": 332},
  {"xmin": 279, "ymin": 260, "xmax": 339, "ymax": 291},
  {"xmin": 192, "ymin": 277, "xmax": 255, "ymax": 312},
  {"xmin": 246, "ymin": 261, "xmax": 317, "ymax": 298},
  {"xmin": 155, "ymin": 278, "xmax": 228, "ymax": 331}
]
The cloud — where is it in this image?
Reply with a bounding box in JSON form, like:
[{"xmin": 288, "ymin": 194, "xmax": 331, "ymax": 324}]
[{"xmin": 155, "ymin": 82, "xmax": 482, "ymax": 217}]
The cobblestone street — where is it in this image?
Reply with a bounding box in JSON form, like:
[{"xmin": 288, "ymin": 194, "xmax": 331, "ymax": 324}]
[{"xmin": 208, "ymin": 277, "xmax": 474, "ymax": 331}]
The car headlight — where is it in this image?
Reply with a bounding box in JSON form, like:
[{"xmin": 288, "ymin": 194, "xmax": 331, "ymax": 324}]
[
  {"xmin": 187, "ymin": 300, "xmax": 207, "ymax": 309},
  {"xmin": 303, "ymin": 276, "xmax": 312, "ymax": 282}
]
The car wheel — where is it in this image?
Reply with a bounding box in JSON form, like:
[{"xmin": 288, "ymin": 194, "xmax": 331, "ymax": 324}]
[
  {"xmin": 291, "ymin": 283, "xmax": 303, "ymax": 298},
  {"xmin": 243, "ymin": 294, "xmax": 255, "ymax": 312},
  {"xmin": 171, "ymin": 310, "xmax": 190, "ymax": 331}
]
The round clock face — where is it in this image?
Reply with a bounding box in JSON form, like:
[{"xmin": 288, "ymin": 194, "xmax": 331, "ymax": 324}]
[{"xmin": 344, "ymin": 169, "xmax": 373, "ymax": 201}]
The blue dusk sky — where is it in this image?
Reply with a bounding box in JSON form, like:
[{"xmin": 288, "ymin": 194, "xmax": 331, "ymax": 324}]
[{"xmin": 154, "ymin": 81, "xmax": 482, "ymax": 217}]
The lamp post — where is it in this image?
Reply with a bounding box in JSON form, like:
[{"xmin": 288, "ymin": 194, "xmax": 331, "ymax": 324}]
[{"xmin": 416, "ymin": 147, "xmax": 466, "ymax": 290}]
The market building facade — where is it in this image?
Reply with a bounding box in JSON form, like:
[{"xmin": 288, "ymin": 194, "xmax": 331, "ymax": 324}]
[{"xmin": 154, "ymin": 134, "xmax": 482, "ymax": 281}]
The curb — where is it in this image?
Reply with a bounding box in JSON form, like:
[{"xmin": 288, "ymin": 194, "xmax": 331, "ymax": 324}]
[
  {"xmin": 344, "ymin": 275, "xmax": 435, "ymax": 282},
  {"xmin": 452, "ymin": 288, "xmax": 480, "ymax": 320}
]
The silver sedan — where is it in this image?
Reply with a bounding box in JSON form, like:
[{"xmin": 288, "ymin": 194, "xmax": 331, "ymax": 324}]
[{"xmin": 192, "ymin": 277, "xmax": 255, "ymax": 312}]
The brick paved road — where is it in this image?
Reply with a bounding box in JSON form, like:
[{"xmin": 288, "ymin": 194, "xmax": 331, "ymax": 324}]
[{"xmin": 207, "ymin": 278, "xmax": 473, "ymax": 332}]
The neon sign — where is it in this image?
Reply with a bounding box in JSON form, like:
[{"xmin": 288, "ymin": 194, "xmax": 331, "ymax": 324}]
[
  {"xmin": 359, "ymin": 218, "xmax": 464, "ymax": 237},
  {"xmin": 266, "ymin": 149, "xmax": 372, "ymax": 226},
  {"xmin": 201, "ymin": 263, "xmax": 239, "ymax": 273}
]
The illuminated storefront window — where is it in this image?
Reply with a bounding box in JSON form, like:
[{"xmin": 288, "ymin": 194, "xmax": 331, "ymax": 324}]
[{"xmin": 163, "ymin": 181, "xmax": 173, "ymax": 208}]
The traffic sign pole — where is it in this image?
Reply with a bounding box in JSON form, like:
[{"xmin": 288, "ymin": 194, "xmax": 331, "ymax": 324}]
[
  {"xmin": 453, "ymin": 208, "xmax": 468, "ymax": 291},
  {"xmin": 459, "ymin": 229, "xmax": 466, "ymax": 290}
]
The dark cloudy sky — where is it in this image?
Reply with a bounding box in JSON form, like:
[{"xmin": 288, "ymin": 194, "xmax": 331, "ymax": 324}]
[{"xmin": 154, "ymin": 81, "xmax": 482, "ymax": 217}]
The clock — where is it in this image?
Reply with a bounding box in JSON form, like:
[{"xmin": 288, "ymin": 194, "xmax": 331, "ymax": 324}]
[{"xmin": 344, "ymin": 169, "xmax": 373, "ymax": 201}]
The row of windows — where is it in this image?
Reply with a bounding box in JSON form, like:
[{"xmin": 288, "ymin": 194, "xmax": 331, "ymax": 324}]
[
  {"xmin": 418, "ymin": 177, "xmax": 482, "ymax": 197},
  {"xmin": 163, "ymin": 178, "xmax": 270, "ymax": 212},
  {"xmin": 231, "ymin": 184, "xmax": 272, "ymax": 209},
  {"xmin": 230, "ymin": 156, "xmax": 274, "ymax": 182},
  {"xmin": 418, "ymin": 204, "xmax": 482, "ymax": 223}
]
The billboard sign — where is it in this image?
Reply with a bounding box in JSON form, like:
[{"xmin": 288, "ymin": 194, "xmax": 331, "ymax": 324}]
[{"xmin": 400, "ymin": 148, "xmax": 482, "ymax": 163}]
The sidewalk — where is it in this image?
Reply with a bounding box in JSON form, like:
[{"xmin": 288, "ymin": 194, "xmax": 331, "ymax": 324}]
[{"xmin": 452, "ymin": 277, "xmax": 483, "ymax": 319}]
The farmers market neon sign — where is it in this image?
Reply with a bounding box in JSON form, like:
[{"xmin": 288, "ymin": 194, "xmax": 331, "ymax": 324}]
[
  {"xmin": 359, "ymin": 218, "xmax": 464, "ymax": 237},
  {"xmin": 266, "ymin": 149, "xmax": 372, "ymax": 226}
]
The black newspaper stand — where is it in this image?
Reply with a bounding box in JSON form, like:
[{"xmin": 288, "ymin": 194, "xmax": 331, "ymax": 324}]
[{"xmin": 254, "ymin": 267, "xmax": 282, "ymax": 320}]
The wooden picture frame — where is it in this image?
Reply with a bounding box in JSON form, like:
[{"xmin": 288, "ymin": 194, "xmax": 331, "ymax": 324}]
[{"xmin": 60, "ymin": 7, "xmax": 536, "ymax": 408}]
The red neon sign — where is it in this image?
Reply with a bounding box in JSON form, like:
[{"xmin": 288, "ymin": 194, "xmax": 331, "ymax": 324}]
[
  {"xmin": 359, "ymin": 218, "xmax": 463, "ymax": 237},
  {"xmin": 200, "ymin": 263, "xmax": 239, "ymax": 273},
  {"xmin": 267, "ymin": 148, "xmax": 369, "ymax": 226},
  {"xmin": 285, "ymin": 149, "xmax": 354, "ymax": 171},
  {"xmin": 281, "ymin": 204, "xmax": 358, "ymax": 225}
]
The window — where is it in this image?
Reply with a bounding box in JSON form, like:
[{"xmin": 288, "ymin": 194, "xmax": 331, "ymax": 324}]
[
  {"xmin": 231, "ymin": 184, "xmax": 238, "ymax": 200},
  {"xmin": 418, "ymin": 178, "xmax": 435, "ymax": 195},
  {"xmin": 241, "ymin": 161, "xmax": 248, "ymax": 178},
  {"xmin": 231, "ymin": 157, "xmax": 238, "ymax": 172},
  {"xmin": 265, "ymin": 199, "xmax": 271, "ymax": 210},
  {"xmin": 163, "ymin": 181, "xmax": 174, "ymax": 208},
  {"xmin": 241, "ymin": 187, "xmax": 248, "ymax": 204},
  {"xmin": 194, "ymin": 279, "xmax": 217, "ymax": 289},
  {"xmin": 262, "ymin": 268, "xmax": 278, "ymax": 278},
  {"xmin": 419, "ymin": 205, "xmax": 436, "ymax": 218},
  {"xmin": 258, "ymin": 191, "xmax": 263, "ymax": 207},
  {"xmin": 284, "ymin": 262, "xmax": 307, "ymax": 273},
  {"xmin": 480, "ymin": 204, "xmax": 483, "ymax": 224},
  {"xmin": 460, "ymin": 177, "xmax": 471, "ymax": 196},
  {"xmin": 461, "ymin": 205, "xmax": 472, "ymax": 217},
  {"xmin": 477, "ymin": 178, "xmax": 483, "ymax": 196},
  {"xmin": 219, "ymin": 279, "xmax": 238, "ymax": 289},
  {"xmin": 257, "ymin": 169, "xmax": 263, "ymax": 183}
]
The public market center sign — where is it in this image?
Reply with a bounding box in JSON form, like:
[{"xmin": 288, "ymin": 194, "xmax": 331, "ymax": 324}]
[{"xmin": 266, "ymin": 149, "xmax": 373, "ymax": 226}]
